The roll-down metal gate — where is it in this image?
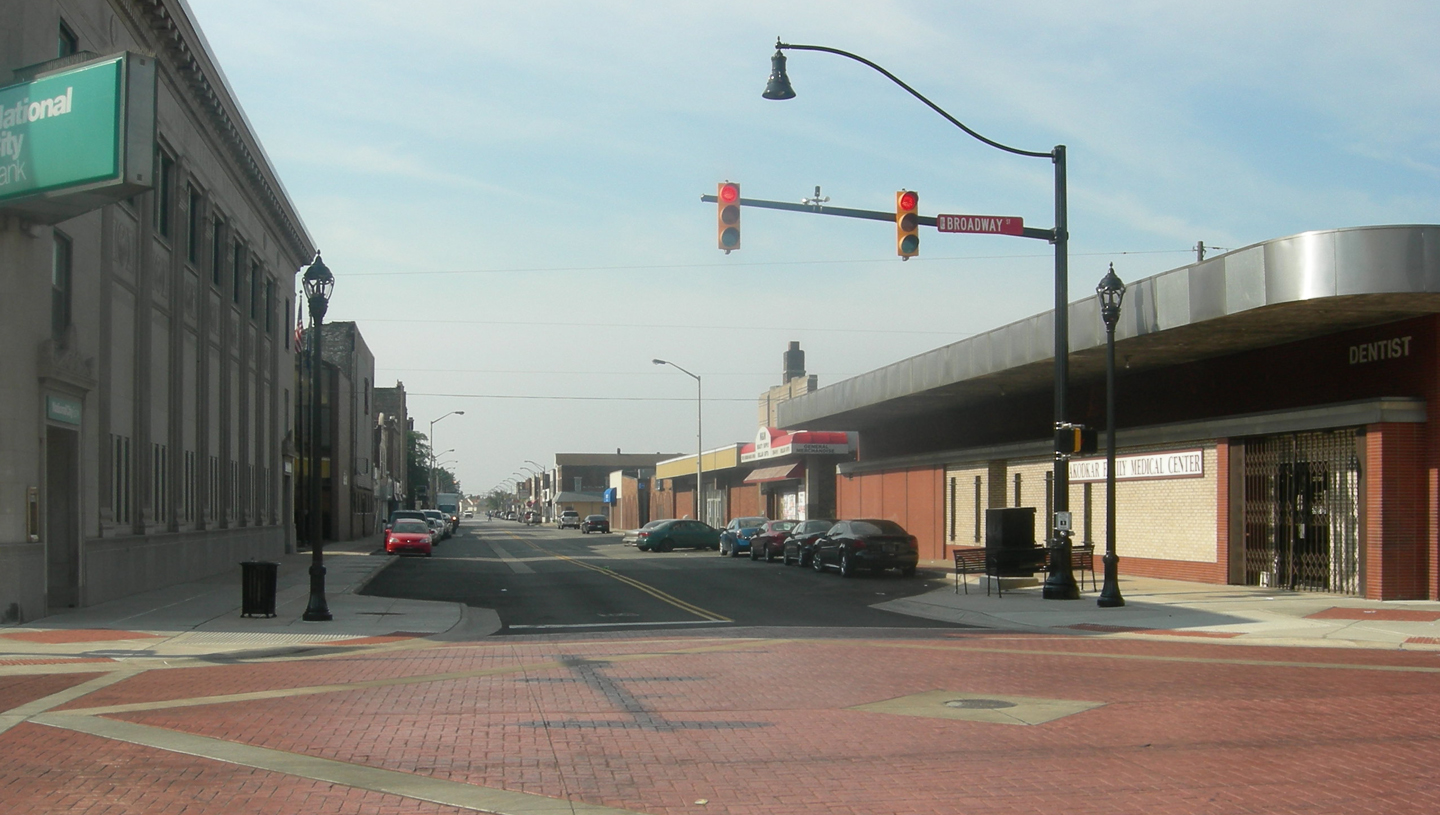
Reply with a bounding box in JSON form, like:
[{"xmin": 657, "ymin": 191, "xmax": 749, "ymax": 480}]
[{"xmin": 1242, "ymin": 429, "xmax": 1361, "ymax": 595}]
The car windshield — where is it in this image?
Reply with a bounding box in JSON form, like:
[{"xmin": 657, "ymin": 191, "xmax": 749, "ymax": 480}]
[
  {"xmin": 801, "ymin": 520, "xmax": 835, "ymax": 533},
  {"xmin": 423, "ymin": 511, "xmax": 443, "ymax": 519},
  {"xmin": 853, "ymin": 519, "xmax": 908, "ymax": 536},
  {"xmin": 585, "ymin": 516, "xmax": 604, "ymax": 521},
  {"xmin": 736, "ymin": 517, "xmax": 767, "ymax": 528},
  {"xmin": 392, "ymin": 521, "xmax": 428, "ymax": 534},
  {"xmin": 772, "ymin": 521, "xmax": 798, "ymax": 532}
]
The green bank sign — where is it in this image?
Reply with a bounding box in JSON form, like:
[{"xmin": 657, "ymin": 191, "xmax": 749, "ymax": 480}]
[{"xmin": 0, "ymin": 53, "xmax": 154, "ymax": 221}]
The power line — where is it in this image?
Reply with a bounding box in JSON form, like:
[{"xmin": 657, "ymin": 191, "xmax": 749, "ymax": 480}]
[
  {"xmin": 356, "ymin": 317, "xmax": 969, "ymax": 336},
  {"xmin": 406, "ymin": 391, "xmax": 755, "ymax": 403},
  {"xmin": 378, "ymin": 366, "xmax": 860, "ymax": 377}
]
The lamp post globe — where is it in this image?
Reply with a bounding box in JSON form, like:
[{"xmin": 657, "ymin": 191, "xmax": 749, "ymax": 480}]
[
  {"xmin": 302, "ymin": 252, "xmax": 333, "ymax": 622},
  {"xmin": 1097, "ymin": 263, "xmax": 1126, "ymax": 608}
]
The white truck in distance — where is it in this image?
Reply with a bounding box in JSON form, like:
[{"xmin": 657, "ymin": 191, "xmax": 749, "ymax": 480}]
[{"xmin": 435, "ymin": 493, "xmax": 462, "ymax": 532}]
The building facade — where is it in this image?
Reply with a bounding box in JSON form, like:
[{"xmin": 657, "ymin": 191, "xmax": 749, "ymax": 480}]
[
  {"xmin": 373, "ymin": 382, "xmax": 408, "ymax": 521},
  {"xmin": 780, "ymin": 225, "xmax": 1440, "ymax": 601},
  {"xmin": 0, "ymin": 0, "xmax": 312, "ymax": 620}
]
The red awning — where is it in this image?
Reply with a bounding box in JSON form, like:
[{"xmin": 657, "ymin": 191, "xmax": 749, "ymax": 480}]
[{"xmin": 744, "ymin": 462, "xmax": 805, "ymax": 484}]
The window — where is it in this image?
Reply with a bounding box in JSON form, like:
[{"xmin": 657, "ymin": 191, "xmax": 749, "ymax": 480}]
[
  {"xmin": 186, "ymin": 185, "xmax": 201, "ymax": 264},
  {"xmin": 232, "ymin": 242, "xmax": 244, "ymax": 304},
  {"xmin": 184, "ymin": 451, "xmax": 196, "ymax": 523},
  {"xmin": 208, "ymin": 455, "xmax": 219, "ymax": 522},
  {"xmin": 58, "ymin": 20, "xmax": 78, "ymax": 57},
  {"xmin": 250, "ymin": 262, "xmax": 261, "ymax": 320},
  {"xmin": 152, "ymin": 443, "xmax": 169, "ymax": 523},
  {"xmin": 265, "ymin": 279, "xmax": 275, "ymax": 333},
  {"xmin": 210, "ymin": 217, "xmax": 224, "ymax": 286},
  {"xmin": 155, "ymin": 151, "xmax": 174, "ymax": 239},
  {"xmin": 111, "ymin": 434, "xmax": 131, "ymax": 524},
  {"xmin": 52, "ymin": 231, "xmax": 72, "ymax": 343}
]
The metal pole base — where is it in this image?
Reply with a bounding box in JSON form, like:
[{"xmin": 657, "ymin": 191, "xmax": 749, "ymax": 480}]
[
  {"xmin": 1097, "ymin": 551, "xmax": 1125, "ymax": 607},
  {"xmin": 302, "ymin": 562, "xmax": 331, "ymax": 621},
  {"xmin": 1041, "ymin": 540, "xmax": 1081, "ymax": 600}
]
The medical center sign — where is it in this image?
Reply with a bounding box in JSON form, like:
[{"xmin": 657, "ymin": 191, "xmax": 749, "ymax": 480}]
[
  {"xmin": 1069, "ymin": 448, "xmax": 1205, "ymax": 483},
  {"xmin": 0, "ymin": 53, "xmax": 155, "ymax": 220}
]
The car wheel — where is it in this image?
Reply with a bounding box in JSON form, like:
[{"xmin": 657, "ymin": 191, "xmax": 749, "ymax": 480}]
[
  {"xmin": 812, "ymin": 550, "xmax": 825, "ymax": 572},
  {"xmin": 731, "ymin": 545, "xmax": 742, "ymax": 558},
  {"xmin": 749, "ymin": 545, "xmax": 759, "ymax": 561},
  {"xmin": 782, "ymin": 551, "xmax": 792, "ymax": 566},
  {"xmin": 719, "ymin": 541, "xmax": 728, "ymax": 556},
  {"xmin": 839, "ymin": 550, "xmax": 855, "ymax": 578},
  {"xmin": 765, "ymin": 548, "xmax": 776, "ymax": 563}
]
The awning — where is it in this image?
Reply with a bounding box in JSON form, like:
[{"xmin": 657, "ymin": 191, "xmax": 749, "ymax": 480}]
[
  {"xmin": 744, "ymin": 462, "xmax": 804, "ymax": 484},
  {"xmin": 602, "ymin": 488, "xmax": 618, "ymax": 504}
]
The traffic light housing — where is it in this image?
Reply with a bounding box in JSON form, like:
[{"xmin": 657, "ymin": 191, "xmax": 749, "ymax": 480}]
[
  {"xmin": 717, "ymin": 182, "xmax": 740, "ymax": 253},
  {"xmin": 1055, "ymin": 424, "xmax": 1098, "ymax": 456},
  {"xmin": 896, "ymin": 190, "xmax": 919, "ymax": 259}
]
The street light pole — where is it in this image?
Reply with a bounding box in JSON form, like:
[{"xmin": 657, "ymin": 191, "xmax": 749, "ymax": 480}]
[
  {"xmin": 1097, "ymin": 264, "xmax": 1127, "ymax": 608},
  {"xmin": 654, "ymin": 359, "xmax": 702, "ymax": 522},
  {"xmin": 764, "ymin": 40, "xmax": 1078, "ymax": 598},
  {"xmin": 427, "ymin": 411, "xmax": 464, "ymax": 507},
  {"xmin": 301, "ymin": 252, "xmax": 334, "ymax": 622}
]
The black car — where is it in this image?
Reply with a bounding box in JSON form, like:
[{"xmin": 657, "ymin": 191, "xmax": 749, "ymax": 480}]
[
  {"xmin": 385, "ymin": 509, "xmax": 428, "ymax": 532},
  {"xmin": 812, "ymin": 519, "xmax": 919, "ymax": 577},
  {"xmin": 782, "ymin": 518, "xmax": 838, "ymax": 567},
  {"xmin": 580, "ymin": 514, "xmax": 610, "ymax": 533}
]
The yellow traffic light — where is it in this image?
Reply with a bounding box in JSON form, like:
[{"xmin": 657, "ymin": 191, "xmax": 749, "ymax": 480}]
[
  {"xmin": 896, "ymin": 190, "xmax": 919, "ymax": 259},
  {"xmin": 717, "ymin": 182, "xmax": 740, "ymax": 253}
]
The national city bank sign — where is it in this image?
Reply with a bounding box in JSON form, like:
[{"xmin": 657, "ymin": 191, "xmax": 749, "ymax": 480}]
[
  {"xmin": 1068, "ymin": 448, "xmax": 1205, "ymax": 483},
  {"xmin": 0, "ymin": 52, "xmax": 154, "ymax": 214}
]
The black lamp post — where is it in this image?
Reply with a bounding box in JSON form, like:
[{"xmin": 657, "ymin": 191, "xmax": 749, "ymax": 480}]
[
  {"xmin": 1096, "ymin": 264, "xmax": 1126, "ymax": 608},
  {"xmin": 301, "ymin": 252, "xmax": 334, "ymax": 622},
  {"xmin": 764, "ymin": 40, "xmax": 1079, "ymax": 599}
]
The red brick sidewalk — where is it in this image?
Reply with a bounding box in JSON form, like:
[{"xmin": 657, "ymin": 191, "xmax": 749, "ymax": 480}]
[{"xmin": 5, "ymin": 630, "xmax": 1439, "ymax": 814}]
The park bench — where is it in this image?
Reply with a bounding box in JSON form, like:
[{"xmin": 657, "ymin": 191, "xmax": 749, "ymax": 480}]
[{"xmin": 953, "ymin": 543, "xmax": 1097, "ymax": 597}]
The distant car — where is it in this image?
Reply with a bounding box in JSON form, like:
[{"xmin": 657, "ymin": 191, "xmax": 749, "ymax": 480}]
[
  {"xmin": 623, "ymin": 520, "xmax": 665, "ymax": 546},
  {"xmin": 581, "ymin": 515, "xmax": 610, "ymax": 534},
  {"xmin": 782, "ymin": 519, "xmax": 838, "ymax": 567},
  {"xmin": 385, "ymin": 519, "xmax": 433, "ymax": 557},
  {"xmin": 636, "ymin": 519, "xmax": 720, "ymax": 552},
  {"xmin": 812, "ymin": 519, "xmax": 919, "ymax": 577},
  {"xmin": 422, "ymin": 509, "xmax": 450, "ymax": 540},
  {"xmin": 558, "ymin": 510, "xmax": 581, "ymax": 529},
  {"xmin": 464, "ymin": 511, "xmax": 474, "ymax": 518},
  {"xmin": 385, "ymin": 509, "xmax": 428, "ymax": 532},
  {"xmin": 748, "ymin": 520, "xmax": 800, "ymax": 561},
  {"xmin": 719, "ymin": 516, "xmax": 768, "ymax": 557},
  {"xmin": 525, "ymin": 510, "xmax": 540, "ymax": 525}
]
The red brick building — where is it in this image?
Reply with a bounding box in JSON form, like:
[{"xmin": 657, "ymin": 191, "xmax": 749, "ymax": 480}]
[{"xmin": 779, "ymin": 225, "xmax": 1440, "ymax": 600}]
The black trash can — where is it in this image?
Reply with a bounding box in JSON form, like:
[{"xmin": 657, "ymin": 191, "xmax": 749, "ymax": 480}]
[{"xmin": 240, "ymin": 560, "xmax": 279, "ymax": 618}]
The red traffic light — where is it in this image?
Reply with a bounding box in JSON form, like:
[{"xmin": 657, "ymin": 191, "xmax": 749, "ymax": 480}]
[
  {"xmin": 898, "ymin": 191, "xmax": 918, "ymax": 212},
  {"xmin": 895, "ymin": 190, "xmax": 919, "ymax": 259},
  {"xmin": 719, "ymin": 183, "xmax": 740, "ymax": 203},
  {"xmin": 717, "ymin": 182, "xmax": 740, "ymax": 253}
]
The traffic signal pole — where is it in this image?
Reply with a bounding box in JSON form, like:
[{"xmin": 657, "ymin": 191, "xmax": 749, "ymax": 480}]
[{"xmin": 698, "ymin": 192, "xmax": 1056, "ymax": 242}]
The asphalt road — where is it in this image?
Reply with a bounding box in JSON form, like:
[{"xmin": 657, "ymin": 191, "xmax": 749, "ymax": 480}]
[{"xmin": 362, "ymin": 519, "xmax": 965, "ymax": 634}]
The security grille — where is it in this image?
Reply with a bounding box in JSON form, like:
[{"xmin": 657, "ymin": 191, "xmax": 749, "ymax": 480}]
[{"xmin": 1242, "ymin": 429, "xmax": 1361, "ymax": 595}]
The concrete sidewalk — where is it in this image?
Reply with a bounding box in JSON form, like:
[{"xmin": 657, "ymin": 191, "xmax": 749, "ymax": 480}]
[
  {"xmin": 881, "ymin": 559, "xmax": 1440, "ymax": 650},
  {"xmin": 0, "ymin": 536, "xmax": 478, "ymax": 660}
]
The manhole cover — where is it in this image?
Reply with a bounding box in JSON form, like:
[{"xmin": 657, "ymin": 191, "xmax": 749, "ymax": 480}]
[{"xmin": 945, "ymin": 698, "xmax": 1017, "ymax": 710}]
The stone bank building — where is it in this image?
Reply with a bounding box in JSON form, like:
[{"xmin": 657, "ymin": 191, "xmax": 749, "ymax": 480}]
[{"xmin": 0, "ymin": 0, "xmax": 311, "ymax": 620}]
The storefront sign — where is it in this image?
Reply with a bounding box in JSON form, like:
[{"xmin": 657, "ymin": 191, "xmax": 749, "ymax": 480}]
[
  {"xmin": 45, "ymin": 395, "xmax": 82, "ymax": 425},
  {"xmin": 0, "ymin": 53, "xmax": 154, "ymax": 221},
  {"xmin": 1069, "ymin": 448, "xmax": 1204, "ymax": 483},
  {"xmin": 1349, "ymin": 335, "xmax": 1411, "ymax": 365},
  {"xmin": 741, "ymin": 427, "xmax": 852, "ymax": 462}
]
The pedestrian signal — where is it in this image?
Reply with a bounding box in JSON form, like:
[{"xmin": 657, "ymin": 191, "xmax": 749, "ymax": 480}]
[
  {"xmin": 1055, "ymin": 424, "xmax": 1098, "ymax": 456},
  {"xmin": 896, "ymin": 190, "xmax": 919, "ymax": 259},
  {"xmin": 717, "ymin": 182, "xmax": 740, "ymax": 253}
]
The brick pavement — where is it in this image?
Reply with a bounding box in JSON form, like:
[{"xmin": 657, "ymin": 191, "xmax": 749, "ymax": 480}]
[{"xmin": 4, "ymin": 629, "xmax": 1439, "ymax": 814}]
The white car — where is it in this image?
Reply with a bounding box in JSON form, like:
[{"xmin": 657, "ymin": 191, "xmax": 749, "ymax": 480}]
[{"xmin": 557, "ymin": 510, "xmax": 581, "ymax": 529}]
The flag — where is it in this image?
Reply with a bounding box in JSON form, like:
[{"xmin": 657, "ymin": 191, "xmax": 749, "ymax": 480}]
[{"xmin": 294, "ymin": 301, "xmax": 304, "ymax": 350}]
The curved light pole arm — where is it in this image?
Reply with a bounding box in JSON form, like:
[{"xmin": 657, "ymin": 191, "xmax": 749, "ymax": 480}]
[{"xmin": 776, "ymin": 41, "xmax": 1052, "ymax": 160}]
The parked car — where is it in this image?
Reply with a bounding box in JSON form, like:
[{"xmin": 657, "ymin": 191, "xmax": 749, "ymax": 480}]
[
  {"xmin": 525, "ymin": 510, "xmax": 540, "ymax": 525},
  {"xmin": 718, "ymin": 516, "xmax": 768, "ymax": 557},
  {"xmin": 385, "ymin": 519, "xmax": 433, "ymax": 557},
  {"xmin": 748, "ymin": 520, "xmax": 800, "ymax": 561},
  {"xmin": 812, "ymin": 519, "xmax": 919, "ymax": 577},
  {"xmin": 636, "ymin": 519, "xmax": 720, "ymax": 552},
  {"xmin": 558, "ymin": 510, "xmax": 581, "ymax": 529},
  {"xmin": 464, "ymin": 511, "xmax": 474, "ymax": 518},
  {"xmin": 385, "ymin": 509, "xmax": 428, "ymax": 532},
  {"xmin": 782, "ymin": 518, "xmax": 838, "ymax": 567},
  {"xmin": 422, "ymin": 509, "xmax": 450, "ymax": 540},
  {"xmin": 581, "ymin": 514, "xmax": 610, "ymax": 534},
  {"xmin": 623, "ymin": 520, "xmax": 665, "ymax": 546}
]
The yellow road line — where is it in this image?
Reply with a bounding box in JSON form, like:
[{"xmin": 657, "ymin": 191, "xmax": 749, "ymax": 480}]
[{"xmin": 508, "ymin": 534, "xmax": 732, "ymax": 623}]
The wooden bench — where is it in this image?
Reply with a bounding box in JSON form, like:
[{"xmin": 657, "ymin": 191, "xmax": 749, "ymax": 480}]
[{"xmin": 953, "ymin": 543, "xmax": 1098, "ymax": 597}]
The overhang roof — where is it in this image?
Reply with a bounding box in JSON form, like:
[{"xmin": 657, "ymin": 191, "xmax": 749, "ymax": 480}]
[{"xmin": 778, "ymin": 225, "xmax": 1440, "ymax": 431}]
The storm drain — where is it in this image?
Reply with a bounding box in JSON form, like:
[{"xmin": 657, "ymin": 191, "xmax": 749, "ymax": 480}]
[{"xmin": 850, "ymin": 691, "xmax": 1103, "ymax": 726}]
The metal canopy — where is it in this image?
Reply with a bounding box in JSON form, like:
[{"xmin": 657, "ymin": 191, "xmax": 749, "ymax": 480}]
[{"xmin": 779, "ymin": 225, "xmax": 1440, "ymax": 431}]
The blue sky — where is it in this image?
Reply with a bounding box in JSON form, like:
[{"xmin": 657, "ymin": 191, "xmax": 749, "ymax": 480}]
[{"xmin": 185, "ymin": 0, "xmax": 1439, "ymax": 496}]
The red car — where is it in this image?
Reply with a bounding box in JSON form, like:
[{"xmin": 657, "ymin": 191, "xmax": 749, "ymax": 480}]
[
  {"xmin": 385, "ymin": 519, "xmax": 433, "ymax": 557},
  {"xmin": 748, "ymin": 520, "xmax": 800, "ymax": 562}
]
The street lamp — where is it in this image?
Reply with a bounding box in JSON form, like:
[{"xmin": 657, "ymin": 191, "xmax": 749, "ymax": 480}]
[
  {"xmin": 764, "ymin": 40, "xmax": 1079, "ymax": 599},
  {"xmin": 654, "ymin": 359, "xmax": 702, "ymax": 522},
  {"xmin": 427, "ymin": 411, "xmax": 464, "ymax": 506},
  {"xmin": 1096, "ymin": 264, "xmax": 1126, "ymax": 608},
  {"xmin": 301, "ymin": 252, "xmax": 334, "ymax": 622}
]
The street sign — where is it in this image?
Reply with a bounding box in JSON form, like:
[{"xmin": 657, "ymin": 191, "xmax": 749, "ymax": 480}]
[{"xmin": 935, "ymin": 214, "xmax": 1024, "ymax": 236}]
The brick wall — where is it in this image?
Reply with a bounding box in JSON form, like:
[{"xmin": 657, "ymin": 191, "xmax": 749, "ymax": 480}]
[
  {"xmin": 1367, "ymin": 423, "xmax": 1427, "ymax": 599},
  {"xmin": 835, "ymin": 467, "xmax": 944, "ymax": 560}
]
